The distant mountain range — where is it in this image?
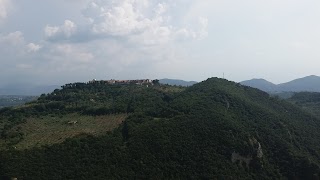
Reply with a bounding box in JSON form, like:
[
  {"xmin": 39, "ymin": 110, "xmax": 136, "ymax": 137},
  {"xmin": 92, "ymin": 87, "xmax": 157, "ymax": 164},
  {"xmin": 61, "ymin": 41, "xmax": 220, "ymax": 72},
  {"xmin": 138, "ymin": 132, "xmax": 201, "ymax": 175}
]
[
  {"xmin": 0, "ymin": 84, "xmax": 61, "ymax": 96},
  {"xmin": 2, "ymin": 75, "xmax": 318, "ymax": 96},
  {"xmin": 159, "ymin": 78, "xmax": 197, "ymax": 86},
  {"xmin": 241, "ymin": 75, "xmax": 320, "ymax": 93}
]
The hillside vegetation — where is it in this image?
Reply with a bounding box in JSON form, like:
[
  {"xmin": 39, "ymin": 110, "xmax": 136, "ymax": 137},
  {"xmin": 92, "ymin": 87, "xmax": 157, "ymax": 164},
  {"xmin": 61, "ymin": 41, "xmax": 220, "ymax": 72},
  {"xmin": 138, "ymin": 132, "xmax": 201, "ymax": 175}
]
[
  {"xmin": 0, "ymin": 82, "xmax": 184, "ymax": 149},
  {"xmin": 1, "ymin": 78, "xmax": 320, "ymax": 179},
  {"xmin": 288, "ymin": 92, "xmax": 320, "ymax": 117}
]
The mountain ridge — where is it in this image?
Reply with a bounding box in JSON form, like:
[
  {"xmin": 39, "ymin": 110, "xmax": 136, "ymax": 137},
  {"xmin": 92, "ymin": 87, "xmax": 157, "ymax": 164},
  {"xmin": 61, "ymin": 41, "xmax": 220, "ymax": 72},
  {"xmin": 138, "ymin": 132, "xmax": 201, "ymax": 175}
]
[
  {"xmin": 159, "ymin": 78, "xmax": 197, "ymax": 86},
  {"xmin": 240, "ymin": 78, "xmax": 277, "ymax": 92},
  {"xmin": 241, "ymin": 75, "xmax": 320, "ymax": 93}
]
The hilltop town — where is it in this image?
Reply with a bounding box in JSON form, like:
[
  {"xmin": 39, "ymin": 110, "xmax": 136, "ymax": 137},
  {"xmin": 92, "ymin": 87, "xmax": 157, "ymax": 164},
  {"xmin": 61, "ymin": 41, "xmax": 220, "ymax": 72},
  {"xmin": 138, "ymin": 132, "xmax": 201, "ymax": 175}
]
[
  {"xmin": 88, "ymin": 79, "xmax": 157, "ymax": 85},
  {"xmin": 60, "ymin": 79, "xmax": 158, "ymax": 90}
]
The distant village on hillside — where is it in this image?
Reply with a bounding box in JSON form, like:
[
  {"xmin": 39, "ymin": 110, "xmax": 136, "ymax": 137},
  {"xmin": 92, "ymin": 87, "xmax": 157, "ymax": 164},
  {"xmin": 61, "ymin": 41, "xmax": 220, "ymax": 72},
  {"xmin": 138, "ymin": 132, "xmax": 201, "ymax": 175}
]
[
  {"xmin": 88, "ymin": 79, "xmax": 157, "ymax": 85},
  {"xmin": 61, "ymin": 79, "xmax": 159, "ymax": 89},
  {"xmin": 89, "ymin": 79, "xmax": 159, "ymax": 85}
]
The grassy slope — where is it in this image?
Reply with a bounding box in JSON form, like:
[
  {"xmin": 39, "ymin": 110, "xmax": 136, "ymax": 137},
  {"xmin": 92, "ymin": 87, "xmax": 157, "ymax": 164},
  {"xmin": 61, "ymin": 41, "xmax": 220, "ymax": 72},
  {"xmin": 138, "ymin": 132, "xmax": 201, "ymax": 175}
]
[
  {"xmin": 0, "ymin": 83, "xmax": 184, "ymax": 150},
  {"xmin": 11, "ymin": 113, "xmax": 127, "ymax": 149}
]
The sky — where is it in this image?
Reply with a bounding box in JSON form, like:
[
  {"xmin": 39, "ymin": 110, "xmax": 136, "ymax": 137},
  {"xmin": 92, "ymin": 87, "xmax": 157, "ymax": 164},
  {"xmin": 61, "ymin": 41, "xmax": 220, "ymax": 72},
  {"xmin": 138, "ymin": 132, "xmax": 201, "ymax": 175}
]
[{"xmin": 1, "ymin": 0, "xmax": 320, "ymax": 86}]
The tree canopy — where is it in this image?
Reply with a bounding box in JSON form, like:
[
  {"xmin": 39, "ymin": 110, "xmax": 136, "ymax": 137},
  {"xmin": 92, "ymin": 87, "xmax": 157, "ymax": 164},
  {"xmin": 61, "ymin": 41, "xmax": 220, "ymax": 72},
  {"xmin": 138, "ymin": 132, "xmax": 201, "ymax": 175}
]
[{"xmin": 1, "ymin": 78, "xmax": 320, "ymax": 179}]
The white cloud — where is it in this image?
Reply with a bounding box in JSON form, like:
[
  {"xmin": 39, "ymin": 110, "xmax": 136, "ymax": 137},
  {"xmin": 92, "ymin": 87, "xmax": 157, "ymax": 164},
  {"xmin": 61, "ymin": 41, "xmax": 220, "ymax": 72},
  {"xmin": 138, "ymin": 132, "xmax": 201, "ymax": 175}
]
[
  {"xmin": 40, "ymin": 1, "xmax": 208, "ymax": 46},
  {"xmin": 0, "ymin": 0, "xmax": 11, "ymax": 21},
  {"xmin": 27, "ymin": 43, "xmax": 42, "ymax": 52},
  {"xmin": 0, "ymin": 31, "xmax": 24, "ymax": 45},
  {"xmin": 0, "ymin": 1, "xmax": 210, "ymax": 85},
  {"xmin": 0, "ymin": 31, "xmax": 43, "ymax": 54},
  {"xmin": 0, "ymin": 31, "xmax": 36, "ymax": 75},
  {"xmin": 0, "ymin": 30, "xmax": 96, "ymax": 84},
  {"xmin": 80, "ymin": 0, "xmax": 208, "ymax": 45},
  {"xmin": 0, "ymin": 31, "xmax": 28, "ymax": 56},
  {"xmin": 45, "ymin": 26, "xmax": 59, "ymax": 37},
  {"xmin": 88, "ymin": 0, "xmax": 151, "ymax": 36},
  {"xmin": 198, "ymin": 17, "xmax": 208, "ymax": 39},
  {"xmin": 174, "ymin": 17, "xmax": 208, "ymax": 41},
  {"xmin": 155, "ymin": 3, "xmax": 167, "ymax": 16},
  {"xmin": 45, "ymin": 20, "xmax": 77, "ymax": 40},
  {"xmin": 25, "ymin": 0, "xmax": 209, "ymax": 84},
  {"xmin": 4, "ymin": 0, "xmax": 320, "ymax": 85},
  {"xmin": 50, "ymin": 44, "xmax": 94, "ymax": 63}
]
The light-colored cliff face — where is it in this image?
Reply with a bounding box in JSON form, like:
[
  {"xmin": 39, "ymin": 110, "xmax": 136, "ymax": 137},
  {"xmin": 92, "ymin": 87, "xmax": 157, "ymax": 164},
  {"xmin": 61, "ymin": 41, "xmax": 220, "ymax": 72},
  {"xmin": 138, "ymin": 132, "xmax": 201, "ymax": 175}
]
[
  {"xmin": 231, "ymin": 137, "xmax": 264, "ymax": 168},
  {"xmin": 249, "ymin": 137, "xmax": 264, "ymax": 158}
]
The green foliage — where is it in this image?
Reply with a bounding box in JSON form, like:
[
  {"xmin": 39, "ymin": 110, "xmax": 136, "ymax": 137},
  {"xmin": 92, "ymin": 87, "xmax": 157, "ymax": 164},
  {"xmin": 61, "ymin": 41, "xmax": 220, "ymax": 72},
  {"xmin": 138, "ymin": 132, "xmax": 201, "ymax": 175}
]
[
  {"xmin": 1, "ymin": 78, "xmax": 320, "ymax": 179},
  {"xmin": 288, "ymin": 92, "xmax": 320, "ymax": 117}
]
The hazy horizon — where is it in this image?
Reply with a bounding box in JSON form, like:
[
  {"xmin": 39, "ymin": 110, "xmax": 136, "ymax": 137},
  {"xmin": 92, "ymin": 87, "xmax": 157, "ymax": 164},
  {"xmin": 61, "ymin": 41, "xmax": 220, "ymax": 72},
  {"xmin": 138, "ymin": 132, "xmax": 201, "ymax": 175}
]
[
  {"xmin": 1, "ymin": 0, "xmax": 320, "ymax": 85},
  {"xmin": 1, "ymin": 75, "xmax": 320, "ymax": 88}
]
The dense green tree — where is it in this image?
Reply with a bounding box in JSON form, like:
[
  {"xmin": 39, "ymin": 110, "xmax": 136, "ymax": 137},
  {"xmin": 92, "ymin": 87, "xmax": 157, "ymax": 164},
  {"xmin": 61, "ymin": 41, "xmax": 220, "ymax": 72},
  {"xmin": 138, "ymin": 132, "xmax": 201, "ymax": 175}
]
[{"xmin": 1, "ymin": 78, "xmax": 320, "ymax": 179}]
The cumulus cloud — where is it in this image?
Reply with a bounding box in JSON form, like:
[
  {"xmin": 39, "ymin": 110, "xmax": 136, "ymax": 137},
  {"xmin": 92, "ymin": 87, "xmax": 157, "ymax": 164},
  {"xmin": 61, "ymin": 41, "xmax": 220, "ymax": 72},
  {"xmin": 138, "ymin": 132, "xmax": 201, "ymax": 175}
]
[
  {"xmin": 51, "ymin": 0, "xmax": 209, "ymax": 45},
  {"xmin": 0, "ymin": 31, "xmax": 34, "ymax": 75},
  {"xmin": 0, "ymin": 30, "xmax": 96, "ymax": 84},
  {"xmin": 0, "ymin": 31, "xmax": 43, "ymax": 54},
  {"xmin": 29, "ymin": 0, "xmax": 209, "ymax": 84},
  {"xmin": 0, "ymin": 0, "xmax": 11, "ymax": 21},
  {"xmin": 27, "ymin": 43, "xmax": 42, "ymax": 52},
  {"xmin": 83, "ymin": 0, "xmax": 208, "ymax": 45},
  {"xmin": 0, "ymin": 1, "xmax": 210, "ymax": 85},
  {"xmin": 155, "ymin": 3, "xmax": 167, "ymax": 16},
  {"xmin": 0, "ymin": 31, "xmax": 28, "ymax": 57},
  {"xmin": 0, "ymin": 31, "xmax": 24, "ymax": 45},
  {"xmin": 45, "ymin": 20, "xmax": 77, "ymax": 40}
]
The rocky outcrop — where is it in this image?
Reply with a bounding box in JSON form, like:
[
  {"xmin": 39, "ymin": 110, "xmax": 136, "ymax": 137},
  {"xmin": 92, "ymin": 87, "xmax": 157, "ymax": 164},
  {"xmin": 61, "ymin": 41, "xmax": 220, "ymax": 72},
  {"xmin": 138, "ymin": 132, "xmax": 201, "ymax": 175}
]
[
  {"xmin": 232, "ymin": 137, "xmax": 264, "ymax": 169},
  {"xmin": 249, "ymin": 137, "xmax": 263, "ymax": 158},
  {"xmin": 231, "ymin": 152, "xmax": 252, "ymax": 168}
]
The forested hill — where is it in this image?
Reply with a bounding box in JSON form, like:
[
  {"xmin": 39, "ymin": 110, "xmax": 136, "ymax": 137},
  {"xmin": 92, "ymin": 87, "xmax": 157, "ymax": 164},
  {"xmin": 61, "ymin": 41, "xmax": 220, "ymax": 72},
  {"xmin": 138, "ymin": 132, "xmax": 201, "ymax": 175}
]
[
  {"xmin": 288, "ymin": 92, "xmax": 320, "ymax": 117},
  {"xmin": 1, "ymin": 78, "xmax": 320, "ymax": 179}
]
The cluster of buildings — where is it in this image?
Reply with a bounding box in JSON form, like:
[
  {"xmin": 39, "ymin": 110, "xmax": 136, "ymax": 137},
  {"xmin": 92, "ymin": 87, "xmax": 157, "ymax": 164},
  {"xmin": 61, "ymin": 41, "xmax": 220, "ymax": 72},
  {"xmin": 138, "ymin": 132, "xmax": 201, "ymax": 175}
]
[
  {"xmin": 89, "ymin": 79, "xmax": 154, "ymax": 85},
  {"xmin": 60, "ymin": 79, "xmax": 157, "ymax": 89}
]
